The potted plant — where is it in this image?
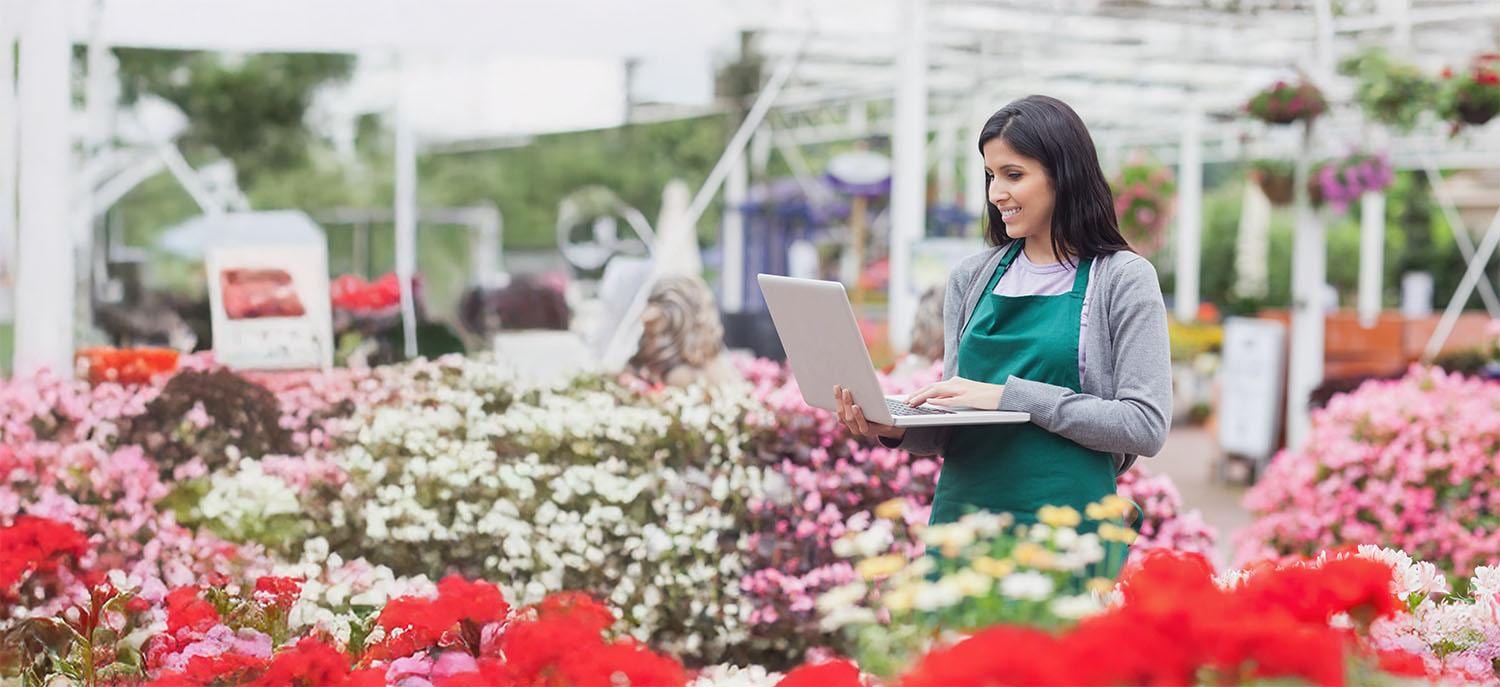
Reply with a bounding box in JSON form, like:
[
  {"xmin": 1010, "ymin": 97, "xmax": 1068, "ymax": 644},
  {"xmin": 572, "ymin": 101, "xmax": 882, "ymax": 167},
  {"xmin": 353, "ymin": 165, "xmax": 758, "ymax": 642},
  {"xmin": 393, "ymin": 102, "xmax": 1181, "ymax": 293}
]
[
  {"xmin": 1438, "ymin": 53, "xmax": 1500, "ymax": 128},
  {"xmin": 1110, "ymin": 156, "xmax": 1176, "ymax": 255},
  {"xmin": 1245, "ymin": 79, "xmax": 1327, "ymax": 125},
  {"xmin": 1248, "ymin": 159, "xmax": 1295, "ymax": 205},
  {"xmin": 1338, "ymin": 47, "xmax": 1438, "ymax": 132},
  {"xmin": 1310, "ymin": 152, "xmax": 1395, "ymax": 213}
]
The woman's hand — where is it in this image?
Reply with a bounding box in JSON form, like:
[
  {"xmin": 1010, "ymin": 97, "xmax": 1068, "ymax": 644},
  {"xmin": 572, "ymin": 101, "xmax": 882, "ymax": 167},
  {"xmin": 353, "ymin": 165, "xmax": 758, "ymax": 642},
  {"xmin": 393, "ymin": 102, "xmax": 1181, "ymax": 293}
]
[
  {"xmin": 906, "ymin": 376, "xmax": 1005, "ymax": 411},
  {"xmin": 833, "ymin": 385, "xmax": 907, "ymax": 441}
]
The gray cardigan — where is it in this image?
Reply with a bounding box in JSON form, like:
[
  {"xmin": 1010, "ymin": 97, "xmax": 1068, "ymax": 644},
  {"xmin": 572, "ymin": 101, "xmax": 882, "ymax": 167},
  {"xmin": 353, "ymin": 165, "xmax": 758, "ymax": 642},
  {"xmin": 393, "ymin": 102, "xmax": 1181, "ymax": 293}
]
[{"xmin": 884, "ymin": 243, "xmax": 1173, "ymax": 474}]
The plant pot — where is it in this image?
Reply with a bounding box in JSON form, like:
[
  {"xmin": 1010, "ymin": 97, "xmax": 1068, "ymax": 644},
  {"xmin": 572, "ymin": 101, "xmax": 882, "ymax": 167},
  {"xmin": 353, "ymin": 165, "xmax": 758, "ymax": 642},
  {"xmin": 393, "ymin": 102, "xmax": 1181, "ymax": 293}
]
[
  {"xmin": 1254, "ymin": 171, "xmax": 1295, "ymax": 205},
  {"xmin": 1258, "ymin": 111, "xmax": 1304, "ymax": 126},
  {"xmin": 1457, "ymin": 99, "xmax": 1498, "ymax": 126}
]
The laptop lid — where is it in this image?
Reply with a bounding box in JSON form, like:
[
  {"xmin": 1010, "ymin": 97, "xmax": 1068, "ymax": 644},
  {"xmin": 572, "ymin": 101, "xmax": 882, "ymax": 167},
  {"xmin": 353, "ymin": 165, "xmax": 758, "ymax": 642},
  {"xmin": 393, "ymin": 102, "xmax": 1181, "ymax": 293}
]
[{"xmin": 757, "ymin": 274, "xmax": 897, "ymax": 424}]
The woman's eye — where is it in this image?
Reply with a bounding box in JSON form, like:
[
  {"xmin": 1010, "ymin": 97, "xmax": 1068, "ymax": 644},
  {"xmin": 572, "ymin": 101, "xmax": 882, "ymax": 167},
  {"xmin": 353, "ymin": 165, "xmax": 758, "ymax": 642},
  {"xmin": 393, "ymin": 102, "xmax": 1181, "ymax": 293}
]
[{"xmin": 1007, "ymin": 173, "xmax": 1022, "ymax": 180}]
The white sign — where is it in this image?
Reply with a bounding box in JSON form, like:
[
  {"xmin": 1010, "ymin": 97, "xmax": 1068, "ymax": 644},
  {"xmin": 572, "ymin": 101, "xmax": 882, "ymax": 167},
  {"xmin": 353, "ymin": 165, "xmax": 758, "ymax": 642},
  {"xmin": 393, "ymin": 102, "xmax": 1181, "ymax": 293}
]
[
  {"xmin": 206, "ymin": 244, "xmax": 334, "ymax": 370},
  {"xmin": 1217, "ymin": 317, "xmax": 1287, "ymax": 464}
]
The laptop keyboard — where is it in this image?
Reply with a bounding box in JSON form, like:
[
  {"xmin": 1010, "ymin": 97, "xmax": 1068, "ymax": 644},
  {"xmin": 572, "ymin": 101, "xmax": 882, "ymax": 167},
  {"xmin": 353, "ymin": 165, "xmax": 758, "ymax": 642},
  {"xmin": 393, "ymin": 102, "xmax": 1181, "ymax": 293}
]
[{"xmin": 886, "ymin": 398, "xmax": 955, "ymax": 416}]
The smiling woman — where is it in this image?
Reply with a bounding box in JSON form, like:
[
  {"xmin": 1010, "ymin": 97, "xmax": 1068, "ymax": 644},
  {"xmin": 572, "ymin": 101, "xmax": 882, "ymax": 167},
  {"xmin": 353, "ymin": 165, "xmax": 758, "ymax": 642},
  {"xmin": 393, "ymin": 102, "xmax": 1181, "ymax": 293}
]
[{"xmin": 833, "ymin": 96, "xmax": 1173, "ymax": 576}]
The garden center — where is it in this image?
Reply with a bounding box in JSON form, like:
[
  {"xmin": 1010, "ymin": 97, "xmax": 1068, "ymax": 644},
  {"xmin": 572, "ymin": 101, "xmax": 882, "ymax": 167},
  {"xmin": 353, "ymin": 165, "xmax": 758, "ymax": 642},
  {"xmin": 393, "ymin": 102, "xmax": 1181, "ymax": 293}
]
[{"xmin": 3, "ymin": 0, "xmax": 1500, "ymax": 685}]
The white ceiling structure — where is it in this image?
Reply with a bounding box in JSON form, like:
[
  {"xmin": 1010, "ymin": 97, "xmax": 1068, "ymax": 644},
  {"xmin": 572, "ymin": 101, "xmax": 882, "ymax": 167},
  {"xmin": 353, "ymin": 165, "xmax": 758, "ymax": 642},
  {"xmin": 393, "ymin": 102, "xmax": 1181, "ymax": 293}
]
[{"xmin": 4, "ymin": 0, "xmax": 1500, "ymax": 447}]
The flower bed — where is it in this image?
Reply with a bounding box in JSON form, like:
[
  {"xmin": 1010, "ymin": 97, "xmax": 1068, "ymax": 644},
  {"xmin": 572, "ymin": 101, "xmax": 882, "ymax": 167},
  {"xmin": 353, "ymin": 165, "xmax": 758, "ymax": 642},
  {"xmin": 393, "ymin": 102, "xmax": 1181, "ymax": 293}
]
[
  {"xmin": 1238, "ymin": 366, "xmax": 1500, "ymax": 578},
  {"xmin": 782, "ymin": 536, "xmax": 1500, "ymax": 686},
  {"xmin": 2, "ymin": 353, "xmax": 1216, "ymax": 675}
]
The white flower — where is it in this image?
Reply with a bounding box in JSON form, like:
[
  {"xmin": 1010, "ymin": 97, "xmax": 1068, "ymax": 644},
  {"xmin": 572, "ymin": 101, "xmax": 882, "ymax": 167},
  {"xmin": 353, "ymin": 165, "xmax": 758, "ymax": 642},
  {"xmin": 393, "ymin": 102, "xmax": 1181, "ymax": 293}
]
[
  {"xmin": 1469, "ymin": 565, "xmax": 1500, "ymax": 599},
  {"xmin": 816, "ymin": 582, "xmax": 867, "ymax": 613},
  {"xmin": 912, "ymin": 581, "xmax": 963, "ymax": 611},
  {"xmin": 937, "ymin": 569, "xmax": 992, "ymax": 598},
  {"xmin": 1049, "ymin": 594, "xmax": 1103, "ymax": 620},
  {"xmin": 1403, "ymin": 561, "xmax": 1450, "ymax": 598},
  {"xmin": 999, "ymin": 571, "xmax": 1055, "ymax": 601}
]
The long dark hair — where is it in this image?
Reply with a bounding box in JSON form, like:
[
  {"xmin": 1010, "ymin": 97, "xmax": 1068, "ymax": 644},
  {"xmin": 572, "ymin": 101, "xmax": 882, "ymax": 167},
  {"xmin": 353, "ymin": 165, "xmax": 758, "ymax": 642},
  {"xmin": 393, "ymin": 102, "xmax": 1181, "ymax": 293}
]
[{"xmin": 978, "ymin": 95, "xmax": 1131, "ymax": 264}]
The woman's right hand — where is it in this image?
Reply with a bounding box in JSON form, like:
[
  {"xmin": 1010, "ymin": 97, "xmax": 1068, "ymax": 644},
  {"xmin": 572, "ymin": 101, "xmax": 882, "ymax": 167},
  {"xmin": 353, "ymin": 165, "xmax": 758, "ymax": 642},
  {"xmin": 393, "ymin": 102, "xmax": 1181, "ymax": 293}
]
[{"xmin": 833, "ymin": 385, "xmax": 907, "ymax": 441}]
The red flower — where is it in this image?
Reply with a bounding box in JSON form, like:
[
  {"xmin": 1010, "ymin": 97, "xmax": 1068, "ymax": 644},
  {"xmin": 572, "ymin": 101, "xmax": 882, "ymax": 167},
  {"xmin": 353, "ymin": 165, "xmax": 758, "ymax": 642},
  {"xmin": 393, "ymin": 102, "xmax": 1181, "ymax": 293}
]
[
  {"xmin": 246, "ymin": 638, "xmax": 351, "ymax": 687},
  {"xmin": 163, "ymin": 586, "xmax": 220, "ymax": 634},
  {"xmin": 437, "ymin": 574, "xmax": 510, "ymax": 626},
  {"xmin": 494, "ymin": 615, "xmax": 604, "ymax": 683},
  {"xmin": 902, "ymin": 627, "xmax": 1069, "ymax": 686},
  {"xmin": 253, "ymin": 575, "xmax": 304, "ymax": 610},
  {"xmin": 556, "ymin": 639, "xmax": 688, "ymax": 687},
  {"xmin": 779, "ymin": 658, "xmax": 862, "ymax": 687},
  {"xmin": 0, "ymin": 516, "xmax": 89, "ymax": 601},
  {"xmin": 1375, "ymin": 648, "xmax": 1429, "ymax": 677},
  {"xmin": 533, "ymin": 590, "xmax": 614, "ymax": 635}
]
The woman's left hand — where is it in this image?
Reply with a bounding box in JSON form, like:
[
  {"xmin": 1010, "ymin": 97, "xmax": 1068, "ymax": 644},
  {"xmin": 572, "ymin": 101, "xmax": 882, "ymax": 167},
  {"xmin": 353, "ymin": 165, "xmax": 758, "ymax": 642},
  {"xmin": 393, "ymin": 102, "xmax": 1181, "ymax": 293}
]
[{"xmin": 906, "ymin": 376, "xmax": 1005, "ymax": 411}]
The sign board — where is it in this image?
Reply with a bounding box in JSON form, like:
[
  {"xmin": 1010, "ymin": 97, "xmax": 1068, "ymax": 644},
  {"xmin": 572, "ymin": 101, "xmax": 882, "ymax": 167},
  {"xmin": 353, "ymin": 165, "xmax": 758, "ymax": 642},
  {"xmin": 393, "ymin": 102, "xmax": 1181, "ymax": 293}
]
[
  {"xmin": 1217, "ymin": 317, "xmax": 1287, "ymax": 464},
  {"xmin": 206, "ymin": 244, "xmax": 334, "ymax": 370}
]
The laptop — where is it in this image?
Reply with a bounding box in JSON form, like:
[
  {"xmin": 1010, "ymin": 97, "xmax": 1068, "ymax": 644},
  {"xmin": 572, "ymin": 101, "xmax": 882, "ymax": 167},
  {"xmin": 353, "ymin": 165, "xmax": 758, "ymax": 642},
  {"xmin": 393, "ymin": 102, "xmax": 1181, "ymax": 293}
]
[{"xmin": 757, "ymin": 274, "xmax": 1030, "ymax": 428}]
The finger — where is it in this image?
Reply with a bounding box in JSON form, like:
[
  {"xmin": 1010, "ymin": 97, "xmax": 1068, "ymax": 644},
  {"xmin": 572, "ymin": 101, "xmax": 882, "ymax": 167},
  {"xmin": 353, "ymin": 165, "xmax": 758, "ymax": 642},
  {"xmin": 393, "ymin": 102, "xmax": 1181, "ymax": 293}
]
[
  {"xmin": 851, "ymin": 404, "xmax": 870, "ymax": 435},
  {"xmin": 906, "ymin": 384, "xmax": 935, "ymax": 406}
]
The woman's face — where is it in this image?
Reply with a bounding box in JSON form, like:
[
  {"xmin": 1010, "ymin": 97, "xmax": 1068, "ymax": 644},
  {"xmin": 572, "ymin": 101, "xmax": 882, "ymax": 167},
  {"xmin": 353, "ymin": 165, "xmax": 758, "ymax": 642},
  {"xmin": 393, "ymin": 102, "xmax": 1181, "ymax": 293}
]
[{"xmin": 982, "ymin": 137, "xmax": 1055, "ymax": 243}]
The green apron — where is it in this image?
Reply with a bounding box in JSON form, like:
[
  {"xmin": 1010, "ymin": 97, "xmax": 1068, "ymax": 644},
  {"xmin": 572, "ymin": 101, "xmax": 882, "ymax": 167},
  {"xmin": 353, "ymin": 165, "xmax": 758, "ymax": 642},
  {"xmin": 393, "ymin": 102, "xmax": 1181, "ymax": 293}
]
[{"xmin": 929, "ymin": 240, "xmax": 1117, "ymax": 527}]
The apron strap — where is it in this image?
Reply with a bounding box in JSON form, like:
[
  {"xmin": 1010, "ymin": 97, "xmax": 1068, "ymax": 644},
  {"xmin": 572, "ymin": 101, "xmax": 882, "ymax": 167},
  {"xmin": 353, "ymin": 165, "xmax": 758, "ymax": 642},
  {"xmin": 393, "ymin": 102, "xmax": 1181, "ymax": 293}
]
[
  {"xmin": 996, "ymin": 239, "xmax": 1025, "ymax": 275},
  {"xmin": 1070, "ymin": 256, "xmax": 1094, "ymax": 296}
]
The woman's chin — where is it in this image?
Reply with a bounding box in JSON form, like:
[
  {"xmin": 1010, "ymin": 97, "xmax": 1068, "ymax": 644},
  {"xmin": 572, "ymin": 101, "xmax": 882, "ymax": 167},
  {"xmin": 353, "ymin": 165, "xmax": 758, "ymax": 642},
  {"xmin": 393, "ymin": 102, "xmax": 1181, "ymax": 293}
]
[{"xmin": 1004, "ymin": 224, "xmax": 1027, "ymax": 240}]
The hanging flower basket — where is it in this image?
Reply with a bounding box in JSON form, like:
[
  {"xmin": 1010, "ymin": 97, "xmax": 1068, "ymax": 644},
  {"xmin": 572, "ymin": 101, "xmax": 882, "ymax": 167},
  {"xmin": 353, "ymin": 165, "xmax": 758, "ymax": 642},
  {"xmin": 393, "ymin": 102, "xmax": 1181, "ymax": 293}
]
[
  {"xmin": 1245, "ymin": 80, "xmax": 1327, "ymax": 125},
  {"xmin": 1310, "ymin": 152, "xmax": 1395, "ymax": 213},
  {"xmin": 1338, "ymin": 47, "xmax": 1438, "ymax": 133},
  {"xmin": 1439, "ymin": 53, "xmax": 1500, "ymax": 128},
  {"xmin": 1249, "ymin": 159, "xmax": 1295, "ymax": 206},
  {"xmin": 1110, "ymin": 156, "xmax": 1175, "ymax": 255}
]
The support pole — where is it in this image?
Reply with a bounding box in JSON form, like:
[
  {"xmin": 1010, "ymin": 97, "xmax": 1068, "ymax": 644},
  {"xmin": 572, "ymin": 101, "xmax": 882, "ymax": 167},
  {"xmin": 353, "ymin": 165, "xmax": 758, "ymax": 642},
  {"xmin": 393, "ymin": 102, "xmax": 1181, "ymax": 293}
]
[
  {"xmin": 394, "ymin": 56, "xmax": 418, "ymax": 359},
  {"xmin": 14, "ymin": 0, "xmax": 73, "ymax": 376},
  {"xmin": 1286, "ymin": 122, "xmax": 1325, "ymax": 450},
  {"xmin": 1425, "ymin": 208, "xmax": 1500, "ymax": 360},
  {"xmin": 721, "ymin": 151, "xmax": 747, "ymax": 312},
  {"xmin": 0, "ymin": 22, "xmax": 17, "ymax": 325},
  {"xmin": 1357, "ymin": 191, "xmax": 1386, "ymax": 327},
  {"xmin": 889, "ymin": 0, "xmax": 928, "ymax": 353},
  {"xmin": 964, "ymin": 101, "xmax": 987, "ymax": 236},
  {"xmin": 936, "ymin": 116, "xmax": 957, "ymax": 208},
  {"xmin": 1423, "ymin": 160, "xmax": 1500, "ymax": 316},
  {"xmin": 1174, "ymin": 101, "xmax": 1203, "ymax": 322}
]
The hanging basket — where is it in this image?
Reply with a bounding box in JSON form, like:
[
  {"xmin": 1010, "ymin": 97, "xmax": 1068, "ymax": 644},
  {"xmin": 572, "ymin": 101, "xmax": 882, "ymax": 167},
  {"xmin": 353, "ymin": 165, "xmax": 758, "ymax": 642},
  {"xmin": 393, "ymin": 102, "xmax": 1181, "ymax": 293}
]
[
  {"xmin": 1456, "ymin": 99, "xmax": 1499, "ymax": 126},
  {"xmin": 1251, "ymin": 168, "xmax": 1295, "ymax": 206}
]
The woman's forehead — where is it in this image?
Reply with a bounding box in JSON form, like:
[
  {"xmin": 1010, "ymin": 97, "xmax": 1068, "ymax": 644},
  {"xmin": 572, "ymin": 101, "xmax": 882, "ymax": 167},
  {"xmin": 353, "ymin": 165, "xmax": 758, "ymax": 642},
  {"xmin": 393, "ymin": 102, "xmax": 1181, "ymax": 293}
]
[{"xmin": 982, "ymin": 138, "xmax": 1038, "ymax": 167}]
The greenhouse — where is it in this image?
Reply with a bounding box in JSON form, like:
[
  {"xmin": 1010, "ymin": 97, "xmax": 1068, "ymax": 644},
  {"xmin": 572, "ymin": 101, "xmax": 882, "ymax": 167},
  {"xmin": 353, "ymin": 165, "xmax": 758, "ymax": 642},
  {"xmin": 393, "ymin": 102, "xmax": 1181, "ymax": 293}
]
[{"xmin": 3, "ymin": 0, "xmax": 1500, "ymax": 685}]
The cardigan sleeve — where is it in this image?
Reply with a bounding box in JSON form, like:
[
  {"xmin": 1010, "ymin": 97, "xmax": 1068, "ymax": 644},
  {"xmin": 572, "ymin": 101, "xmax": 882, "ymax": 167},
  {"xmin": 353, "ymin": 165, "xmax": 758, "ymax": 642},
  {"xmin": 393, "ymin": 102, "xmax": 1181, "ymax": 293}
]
[{"xmin": 995, "ymin": 256, "xmax": 1173, "ymax": 457}]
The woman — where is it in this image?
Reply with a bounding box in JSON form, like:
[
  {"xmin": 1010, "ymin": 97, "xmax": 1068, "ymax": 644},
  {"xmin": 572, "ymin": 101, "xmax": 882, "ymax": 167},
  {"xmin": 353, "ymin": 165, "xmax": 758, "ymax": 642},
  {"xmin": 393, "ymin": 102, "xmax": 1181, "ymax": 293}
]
[{"xmin": 834, "ymin": 94, "xmax": 1172, "ymax": 532}]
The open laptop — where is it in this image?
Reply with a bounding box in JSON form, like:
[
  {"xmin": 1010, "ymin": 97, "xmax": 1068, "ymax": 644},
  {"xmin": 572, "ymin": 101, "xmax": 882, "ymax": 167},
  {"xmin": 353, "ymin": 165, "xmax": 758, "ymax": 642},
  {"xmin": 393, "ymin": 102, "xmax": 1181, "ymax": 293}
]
[{"xmin": 757, "ymin": 274, "xmax": 1029, "ymax": 428}]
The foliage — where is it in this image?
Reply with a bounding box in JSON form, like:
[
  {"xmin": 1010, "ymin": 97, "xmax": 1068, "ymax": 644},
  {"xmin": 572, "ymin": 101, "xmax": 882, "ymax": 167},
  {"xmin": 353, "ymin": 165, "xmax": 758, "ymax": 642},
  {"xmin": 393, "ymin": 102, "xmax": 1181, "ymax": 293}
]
[
  {"xmin": 1339, "ymin": 47, "xmax": 1439, "ymax": 132},
  {"xmin": 113, "ymin": 49, "xmax": 356, "ymax": 183},
  {"xmin": 1109, "ymin": 156, "xmax": 1176, "ymax": 255}
]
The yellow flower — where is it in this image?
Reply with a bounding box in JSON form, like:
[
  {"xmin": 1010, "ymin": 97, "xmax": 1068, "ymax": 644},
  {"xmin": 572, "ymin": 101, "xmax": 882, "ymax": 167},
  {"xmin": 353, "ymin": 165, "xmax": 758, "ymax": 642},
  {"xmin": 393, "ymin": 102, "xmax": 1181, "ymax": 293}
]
[
  {"xmin": 1037, "ymin": 505, "xmax": 1082, "ymax": 529},
  {"xmin": 884, "ymin": 584, "xmax": 917, "ymax": 613},
  {"xmin": 1011, "ymin": 542, "xmax": 1055, "ymax": 569},
  {"xmin": 1086, "ymin": 577, "xmax": 1115, "ymax": 596},
  {"xmin": 856, "ymin": 554, "xmax": 907, "ymax": 580},
  {"xmin": 875, "ymin": 498, "xmax": 906, "ymax": 521},
  {"xmin": 972, "ymin": 556, "xmax": 1016, "ymax": 579},
  {"xmin": 1097, "ymin": 523, "xmax": 1139, "ymax": 545},
  {"xmin": 1086, "ymin": 495, "xmax": 1133, "ymax": 522}
]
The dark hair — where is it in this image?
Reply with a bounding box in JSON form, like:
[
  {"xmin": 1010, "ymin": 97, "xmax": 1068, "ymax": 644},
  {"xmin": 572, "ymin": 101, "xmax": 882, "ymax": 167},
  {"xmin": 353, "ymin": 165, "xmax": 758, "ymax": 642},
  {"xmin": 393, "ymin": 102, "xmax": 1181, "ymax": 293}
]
[{"xmin": 978, "ymin": 95, "xmax": 1131, "ymax": 264}]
